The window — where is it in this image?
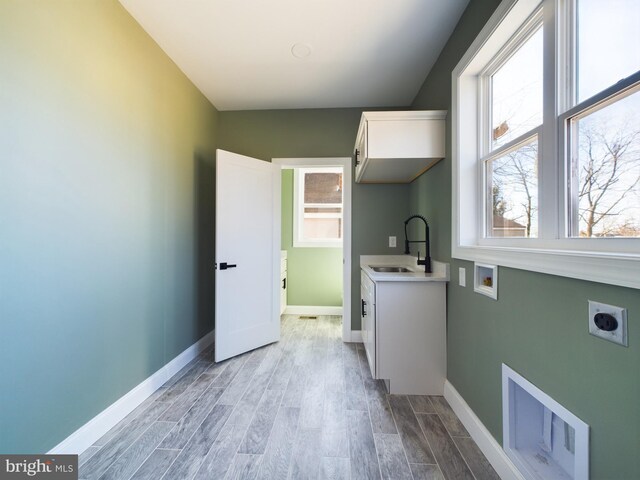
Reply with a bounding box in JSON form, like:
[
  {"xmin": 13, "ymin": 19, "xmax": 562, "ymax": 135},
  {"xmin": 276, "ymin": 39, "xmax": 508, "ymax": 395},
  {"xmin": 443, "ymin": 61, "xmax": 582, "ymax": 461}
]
[
  {"xmin": 293, "ymin": 167, "xmax": 343, "ymax": 247},
  {"xmin": 453, "ymin": 0, "xmax": 640, "ymax": 288},
  {"xmin": 483, "ymin": 16, "xmax": 543, "ymax": 238}
]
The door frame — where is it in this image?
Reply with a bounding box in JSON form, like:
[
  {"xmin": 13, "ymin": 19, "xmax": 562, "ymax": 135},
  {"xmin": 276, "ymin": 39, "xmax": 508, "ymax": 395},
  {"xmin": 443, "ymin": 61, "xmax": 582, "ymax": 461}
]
[{"xmin": 272, "ymin": 157, "xmax": 352, "ymax": 343}]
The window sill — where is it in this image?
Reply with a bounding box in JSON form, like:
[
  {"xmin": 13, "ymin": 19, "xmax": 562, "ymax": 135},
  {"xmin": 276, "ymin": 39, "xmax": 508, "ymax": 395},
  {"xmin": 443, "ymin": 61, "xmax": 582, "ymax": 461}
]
[{"xmin": 453, "ymin": 244, "xmax": 640, "ymax": 290}]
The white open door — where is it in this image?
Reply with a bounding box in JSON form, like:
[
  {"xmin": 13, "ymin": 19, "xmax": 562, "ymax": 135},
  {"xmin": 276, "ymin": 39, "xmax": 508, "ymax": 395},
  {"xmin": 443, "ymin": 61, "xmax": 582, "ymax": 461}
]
[{"xmin": 215, "ymin": 149, "xmax": 280, "ymax": 362}]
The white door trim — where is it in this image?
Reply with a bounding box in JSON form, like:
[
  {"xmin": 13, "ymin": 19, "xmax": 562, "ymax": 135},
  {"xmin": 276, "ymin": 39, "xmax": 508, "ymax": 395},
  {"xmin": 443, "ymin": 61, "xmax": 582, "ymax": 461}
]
[{"xmin": 272, "ymin": 157, "xmax": 352, "ymax": 343}]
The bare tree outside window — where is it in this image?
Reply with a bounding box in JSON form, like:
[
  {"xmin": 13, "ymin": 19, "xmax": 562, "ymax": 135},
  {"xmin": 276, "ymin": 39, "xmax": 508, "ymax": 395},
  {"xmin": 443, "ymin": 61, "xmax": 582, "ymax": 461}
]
[
  {"xmin": 489, "ymin": 139, "xmax": 538, "ymax": 237},
  {"xmin": 575, "ymin": 106, "xmax": 640, "ymax": 237}
]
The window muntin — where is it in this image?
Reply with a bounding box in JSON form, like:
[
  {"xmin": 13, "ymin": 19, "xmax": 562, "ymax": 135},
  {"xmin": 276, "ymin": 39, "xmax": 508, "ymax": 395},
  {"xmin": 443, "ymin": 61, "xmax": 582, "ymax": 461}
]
[
  {"xmin": 487, "ymin": 136, "xmax": 539, "ymax": 237},
  {"xmin": 568, "ymin": 87, "xmax": 640, "ymax": 237},
  {"xmin": 294, "ymin": 168, "xmax": 343, "ymax": 246},
  {"xmin": 576, "ymin": 0, "xmax": 640, "ymax": 103},
  {"xmin": 490, "ymin": 26, "xmax": 543, "ymax": 150}
]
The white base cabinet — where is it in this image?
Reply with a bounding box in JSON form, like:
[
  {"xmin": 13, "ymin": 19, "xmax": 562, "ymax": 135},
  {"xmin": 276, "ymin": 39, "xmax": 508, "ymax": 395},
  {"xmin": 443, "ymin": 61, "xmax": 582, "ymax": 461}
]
[{"xmin": 361, "ymin": 269, "xmax": 447, "ymax": 395}]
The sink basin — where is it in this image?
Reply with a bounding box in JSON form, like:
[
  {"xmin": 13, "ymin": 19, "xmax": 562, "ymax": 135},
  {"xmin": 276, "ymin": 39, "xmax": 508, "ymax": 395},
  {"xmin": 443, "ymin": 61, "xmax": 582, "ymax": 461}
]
[{"xmin": 371, "ymin": 266, "xmax": 412, "ymax": 273}]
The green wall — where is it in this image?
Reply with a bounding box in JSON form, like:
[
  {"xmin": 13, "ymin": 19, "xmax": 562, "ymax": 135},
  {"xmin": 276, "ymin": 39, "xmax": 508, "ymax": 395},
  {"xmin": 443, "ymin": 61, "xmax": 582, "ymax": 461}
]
[
  {"xmin": 0, "ymin": 0, "xmax": 218, "ymax": 453},
  {"xmin": 281, "ymin": 169, "xmax": 342, "ymax": 306},
  {"xmin": 218, "ymin": 109, "xmax": 409, "ymax": 329},
  {"xmin": 409, "ymin": 1, "xmax": 640, "ymax": 477}
]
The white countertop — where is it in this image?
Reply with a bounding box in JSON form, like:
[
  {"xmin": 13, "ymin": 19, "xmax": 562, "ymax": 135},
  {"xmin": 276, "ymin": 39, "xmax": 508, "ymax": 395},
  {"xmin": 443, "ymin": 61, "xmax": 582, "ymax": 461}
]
[{"xmin": 360, "ymin": 255, "xmax": 449, "ymax": 282}]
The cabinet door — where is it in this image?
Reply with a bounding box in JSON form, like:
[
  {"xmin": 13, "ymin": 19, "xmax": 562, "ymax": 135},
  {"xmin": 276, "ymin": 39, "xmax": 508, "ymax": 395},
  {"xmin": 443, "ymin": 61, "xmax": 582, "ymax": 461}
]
[
  {"xmin": 361, "ymin": 272, "xmax": 376, "ymax": 378},
  {"xmin": 366, "ymin": 288, "xmax": 376, "ymax": 379},
  {"xmin": 360, "ymin": 282, "xmax": 368, "ymax": 345},
  {"xmin": 367, "ymin": 119, "xmax": 445, "ymax": 159},
  {"xmin": 354, "ymin": 122, "xmax": 367, "ymax": 181}
]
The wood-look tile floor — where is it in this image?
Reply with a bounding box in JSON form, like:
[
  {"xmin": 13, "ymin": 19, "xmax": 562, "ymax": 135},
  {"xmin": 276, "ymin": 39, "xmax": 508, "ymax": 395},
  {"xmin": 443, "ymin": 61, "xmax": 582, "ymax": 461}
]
[{"xmin": 79, "ymin": 315, "xmax": 499, "ymax": 480}]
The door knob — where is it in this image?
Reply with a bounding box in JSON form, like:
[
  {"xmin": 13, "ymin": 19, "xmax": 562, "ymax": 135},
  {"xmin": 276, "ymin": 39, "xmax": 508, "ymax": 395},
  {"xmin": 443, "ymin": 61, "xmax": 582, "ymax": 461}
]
[{"xmin": 219, "ymin": 262, "xmax": 237, "ymax": 270}]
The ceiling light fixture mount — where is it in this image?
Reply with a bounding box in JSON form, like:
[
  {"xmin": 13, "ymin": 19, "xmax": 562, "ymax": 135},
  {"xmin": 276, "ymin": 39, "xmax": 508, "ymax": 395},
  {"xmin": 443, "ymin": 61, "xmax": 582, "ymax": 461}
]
[{"xmin": 291, "ymin": 43, "xmax": 312, "ymax": 59}]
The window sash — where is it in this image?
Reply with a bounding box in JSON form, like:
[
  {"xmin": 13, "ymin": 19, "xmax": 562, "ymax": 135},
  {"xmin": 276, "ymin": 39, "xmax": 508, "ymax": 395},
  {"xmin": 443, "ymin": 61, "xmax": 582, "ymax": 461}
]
[{"xmin": 479, "ymin": 7, "xmax": 543, "ymax": 157}]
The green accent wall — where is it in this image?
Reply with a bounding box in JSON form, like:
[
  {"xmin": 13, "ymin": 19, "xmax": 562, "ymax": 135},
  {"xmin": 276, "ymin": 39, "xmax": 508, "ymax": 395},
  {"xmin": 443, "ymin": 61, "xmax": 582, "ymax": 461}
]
[
  {"xmin": 410, "ymin": 1, "xmax": 640, "ymax": 477},
  {"xmin": 0, "ymin": 0, "xmax": 218, "ymax": 453},
  {"xmin": 218, "ymin": 109, "xmax": 409, "ymax": 329},
  {"xmin": 281, "ymin": 169, "xmax": 343, "ymax": 306}
]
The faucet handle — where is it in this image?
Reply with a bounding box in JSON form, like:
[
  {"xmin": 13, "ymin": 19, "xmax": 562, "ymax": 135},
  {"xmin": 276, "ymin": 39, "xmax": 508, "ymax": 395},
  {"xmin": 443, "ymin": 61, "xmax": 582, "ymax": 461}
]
[{"xmin": 416, "ymin": 251, "xmax": 426, "ymax": 266}]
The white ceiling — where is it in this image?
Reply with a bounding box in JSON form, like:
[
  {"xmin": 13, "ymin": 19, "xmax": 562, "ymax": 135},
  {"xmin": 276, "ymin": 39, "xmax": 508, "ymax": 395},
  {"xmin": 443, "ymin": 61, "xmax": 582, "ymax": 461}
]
[{"xmin": 119, "ymin": 0, "xmax": 469, "ymax": 111}]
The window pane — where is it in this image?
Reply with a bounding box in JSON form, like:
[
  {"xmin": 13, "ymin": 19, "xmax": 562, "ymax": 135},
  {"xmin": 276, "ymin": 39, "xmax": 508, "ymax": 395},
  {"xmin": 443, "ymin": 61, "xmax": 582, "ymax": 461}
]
[
  {"xmin": 303, "ymin": 218, "xmax": 342, "ymax": 240},
  {"xmin": 571, "ymin": 89, "xmax": 640, "ymax": 237},
  {"xmin": 491, "ymin": 27, "xmax": 543, "ymax": 149},
  {"xmin": 304, "ymin": 172, "xmax": 342, "ymax": 203},
  {"xmin": 487, "ymin": 137, "xmax": 538, "ymax": 237},
  {"xmin": 577, "ymin": 0, "xmax": 640, "ymax": 103}
]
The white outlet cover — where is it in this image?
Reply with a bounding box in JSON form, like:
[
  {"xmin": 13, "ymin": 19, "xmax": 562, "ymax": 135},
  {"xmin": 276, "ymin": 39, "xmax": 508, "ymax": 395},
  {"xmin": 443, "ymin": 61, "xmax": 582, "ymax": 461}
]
[
  {"xmin": 389, "ymin": 236, "xmax": 396, "ymax": 248},
  {"xmin": 459, "ymin": 267, "xmax": 466, "ymax": 287},
  {"xmin": 588, "ymin": 300, "xmax": 628, "ymax": 347}
]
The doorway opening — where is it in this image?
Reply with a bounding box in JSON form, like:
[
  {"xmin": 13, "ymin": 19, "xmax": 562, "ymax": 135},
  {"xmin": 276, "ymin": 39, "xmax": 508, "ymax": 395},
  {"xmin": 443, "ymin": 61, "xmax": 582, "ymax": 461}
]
[{"xmin": 272, "ymin": 158, "xmax": 352, "ymax": 342}]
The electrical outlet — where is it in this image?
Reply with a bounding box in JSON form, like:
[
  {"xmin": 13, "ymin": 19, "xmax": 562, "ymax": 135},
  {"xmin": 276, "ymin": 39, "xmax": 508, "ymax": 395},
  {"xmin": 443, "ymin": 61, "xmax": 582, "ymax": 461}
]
[
  {"xmin": 459, "ymin": 267, "xmax": 466, "ymax": 287},
  {"xmin": 588, "ymin": 300, "xmax": 627, "ymax": 346},
  {"xmin": 389, "ymin": 236, "xmax": 396, "ymax": 248}
]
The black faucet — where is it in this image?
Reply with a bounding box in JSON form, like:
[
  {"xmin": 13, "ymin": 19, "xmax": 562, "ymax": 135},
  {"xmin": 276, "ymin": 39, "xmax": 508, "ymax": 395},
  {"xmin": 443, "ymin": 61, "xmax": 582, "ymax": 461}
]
[{"xmin": 404, "ymin": 214, "xmax": 432, "ymax": 273}]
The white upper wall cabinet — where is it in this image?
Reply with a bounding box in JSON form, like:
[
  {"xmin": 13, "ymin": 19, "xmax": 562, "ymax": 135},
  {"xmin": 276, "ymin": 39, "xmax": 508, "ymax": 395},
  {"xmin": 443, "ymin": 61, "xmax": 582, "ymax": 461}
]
[{"xmin": 354, "ymin": 111, "xmax": 447, "ymax": 183}]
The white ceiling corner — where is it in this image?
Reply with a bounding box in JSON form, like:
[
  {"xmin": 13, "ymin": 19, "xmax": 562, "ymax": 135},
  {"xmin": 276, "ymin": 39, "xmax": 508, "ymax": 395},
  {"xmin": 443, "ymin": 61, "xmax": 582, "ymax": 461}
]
[{"xmin": 119, "ymin": 0, "xmax": 469, "ymax": 111}]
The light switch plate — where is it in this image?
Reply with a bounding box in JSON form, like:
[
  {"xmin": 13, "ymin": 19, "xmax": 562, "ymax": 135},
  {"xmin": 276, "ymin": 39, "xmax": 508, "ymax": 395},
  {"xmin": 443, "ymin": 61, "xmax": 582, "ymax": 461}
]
[
  {"xmin": 588, "ymin": 300, "xmax": 627, "ymax": 346},
  {"xmin": 389, "ymin": 236, "xmax": 396, "ymax": 248},
  {"xmin": 459, "ymin": 267, "xmax": 466, "ymax": 287}
]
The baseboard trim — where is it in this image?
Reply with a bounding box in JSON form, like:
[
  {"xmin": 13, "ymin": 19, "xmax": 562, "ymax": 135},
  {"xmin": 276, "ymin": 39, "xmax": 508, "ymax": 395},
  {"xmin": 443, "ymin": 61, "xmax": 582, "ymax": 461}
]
[
  {"xmin": 284, "ymin": 305, "xmax": 343, "ymax": 316},
  {"xmin": 350, "ymin": 330, "xmax": 362, "ymax": 343},
  {"xmin": 48, "ymin": 330, "xmax": 215, "ymax": 455},
  {"xmin": 444, "ymin": 380, "xmax": 525, "ymax": 480}
]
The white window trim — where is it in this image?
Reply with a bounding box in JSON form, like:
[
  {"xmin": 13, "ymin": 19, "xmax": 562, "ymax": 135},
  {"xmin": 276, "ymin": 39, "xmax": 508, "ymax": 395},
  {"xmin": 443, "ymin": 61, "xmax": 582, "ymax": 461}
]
[
  {"xmin": 452, "ymin": 0, "xmax": 640, "ymax": 290},
  {"xmin": 293, "ymin": 167, "xmax": 343, "ymax": 248}
]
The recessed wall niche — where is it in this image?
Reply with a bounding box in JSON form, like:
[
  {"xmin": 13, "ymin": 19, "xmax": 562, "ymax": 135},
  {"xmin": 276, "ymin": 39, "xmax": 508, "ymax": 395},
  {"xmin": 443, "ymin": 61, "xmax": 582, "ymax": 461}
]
[
  {"xmin": 502, "ymin": 365, "xmax": 589, "ymax": 480},
  {"xmin": 474, "ymin": 263, "xmax": 498, "ymax": 300}
]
